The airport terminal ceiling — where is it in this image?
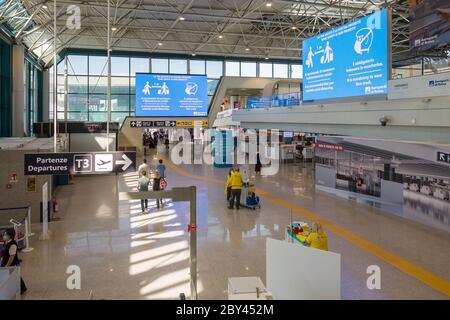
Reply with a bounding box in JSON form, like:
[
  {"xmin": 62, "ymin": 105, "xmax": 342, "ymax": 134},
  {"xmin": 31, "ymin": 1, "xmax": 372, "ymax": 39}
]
[{"xmin": 0, "ymin": 0, "xmax": 430, "ymax": 66}]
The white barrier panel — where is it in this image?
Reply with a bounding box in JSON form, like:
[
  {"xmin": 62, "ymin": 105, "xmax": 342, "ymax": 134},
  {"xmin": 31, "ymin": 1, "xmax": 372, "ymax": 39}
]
[
  {"xmin": 388, "ymin": 72, "xmax": 450, "ymax": 100},
  {"xmin": 0, "ymin": 267, "xmax": 21, "ymax": 300},
  {"xmin": 266, "ymin": 238, "xmax": 341, "ymax": 300}
]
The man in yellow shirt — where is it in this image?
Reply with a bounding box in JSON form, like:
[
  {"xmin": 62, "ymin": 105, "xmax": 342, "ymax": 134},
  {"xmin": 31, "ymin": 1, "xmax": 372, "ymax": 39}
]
[
  {"xmin": 305, "ymin": 222, "xmax": 328, "ymax": 251},
  {"xmin": 225, "ymin": 169, "xmax": 234, "ymax": 201},
  {"xmin": 228, "ymin": 168, "xmax": 243, "ymax": 209}
]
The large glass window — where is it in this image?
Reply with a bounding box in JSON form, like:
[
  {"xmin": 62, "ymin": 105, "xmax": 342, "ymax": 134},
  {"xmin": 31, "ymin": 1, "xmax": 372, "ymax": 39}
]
[
  {"xmin": 111, "ymin": 77, "xmax": 129, "ymax": 94},
  {"xmin": 259, "ymin": 63, "xmax": 272, "ymax": 77},
  {"xmin": 67, "ymin": 55, "xmax": 88, "ymax": 75},
  {"xmin": 53, "ymin": 53, "xmax": 300, "ymax": 123},
  {"xmin": 240, "ymin": 62, "xmax": 256, "ymax": 77},
  {"xmin": 111, "ymin": 56, "xmax": 129, "ymax": 76},
  {"xmin": 89, "ymin": 56, "xmax": 108, "ymax": 75},
  {"xmin": 206, "ymin": 60, "xmax": 223, "ymax": 78},
  {"xmin": 67, "ymin": 76, "xmax": 88, "ymax": 94},
  {"xmin": 291, "ymin": 64, "xmax": 303, "ymax": 79},
  {"xmin": 274, "ymin": 63, "xmax": 289, "ymax": 78},
  {"xmin": 152, "ymin": 58, "xmax": 169, "ymax": 73},
  {"xmin": 225, "ymin": 61, "xmax": 240, "ymax": 76},
  {"xmin": 89, "ymin": 76, "xmax": 107, "ymax": 94},
  {"xmin": 130, "ymin": 57, "xmax": 149, "ymax": 75},
  {"xmin": 190, "ymin": 60, "xmax": 205, "ymax": 75},
  {"xmin": 170, "ymin": 59, "xmax": 187, "ymax": 74}
]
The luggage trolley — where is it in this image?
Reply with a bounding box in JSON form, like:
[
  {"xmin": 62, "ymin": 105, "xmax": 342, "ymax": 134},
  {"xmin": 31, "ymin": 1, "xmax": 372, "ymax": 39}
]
[{"xmin": 240, "ymin": 181, "xmax": 261, "ymax": 210}]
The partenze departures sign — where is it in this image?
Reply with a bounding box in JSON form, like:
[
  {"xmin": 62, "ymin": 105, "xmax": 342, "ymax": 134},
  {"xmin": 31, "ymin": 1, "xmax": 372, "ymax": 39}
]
[{"xmin": 24, "ymin": 152, "xmax": 136, "ymax": 176}]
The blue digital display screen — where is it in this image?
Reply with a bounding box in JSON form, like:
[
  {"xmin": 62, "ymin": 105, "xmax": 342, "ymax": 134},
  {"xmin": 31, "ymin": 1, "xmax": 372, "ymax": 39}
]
[
  {"xmin": 302, "ymin": 9, "xmax": 389, "ymax": 101},
  {"xmin": 135, "ymin": 74, "xmax": 208, "ymax": 117}
]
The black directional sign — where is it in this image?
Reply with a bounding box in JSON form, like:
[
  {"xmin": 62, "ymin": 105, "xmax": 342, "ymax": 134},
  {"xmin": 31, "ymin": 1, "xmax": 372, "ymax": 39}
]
[
  {"xmin": 24, "ymin": 152, "xmax": 136, "ymax": 176},
  {"xmin": 130, "ymin": 120, "xmax": 176, "ymax": 128},
  {"xmin": 437, "ymin": 151, "xmax": 450, "ymax": 164}
]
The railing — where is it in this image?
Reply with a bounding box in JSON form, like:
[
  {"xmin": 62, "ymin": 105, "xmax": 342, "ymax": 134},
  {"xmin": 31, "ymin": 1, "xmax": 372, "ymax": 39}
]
[{"xmin": 246, "ymin": 92, "xmax": 302, "ymax": 109}]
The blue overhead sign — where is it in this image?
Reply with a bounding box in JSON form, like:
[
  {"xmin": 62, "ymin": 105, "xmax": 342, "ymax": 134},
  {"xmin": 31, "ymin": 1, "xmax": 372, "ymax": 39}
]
[
  {"xmin": 135, "ymin": 74, "xmax": 208, "ymax": 117},
  {"xmin": 302, "ymin": 9, "xmax": 390, "ymax": 101}
]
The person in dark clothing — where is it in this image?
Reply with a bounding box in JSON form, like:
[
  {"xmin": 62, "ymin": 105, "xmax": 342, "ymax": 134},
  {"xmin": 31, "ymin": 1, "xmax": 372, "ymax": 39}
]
[
  {"xmin": 1, "ymin": 228, "xmax": 27, "ymax": 294},
  {"xmin": 255, "ymin": 153, "xmax": 262, "ymax": 175},
  {"xmin": 153, "ymin": 171, "xmax": 162, "ymax": 209}
]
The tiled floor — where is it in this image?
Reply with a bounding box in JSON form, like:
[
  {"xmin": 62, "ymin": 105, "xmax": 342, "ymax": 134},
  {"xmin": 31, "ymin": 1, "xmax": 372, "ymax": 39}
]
[{"xmin": 20, "ymin": 148, "xmax": 450, "ymax": 300}]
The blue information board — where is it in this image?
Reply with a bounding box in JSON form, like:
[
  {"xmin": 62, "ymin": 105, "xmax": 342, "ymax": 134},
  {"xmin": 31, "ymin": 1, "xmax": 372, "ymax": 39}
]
[
  {"xmin": 302, "ymin": 9, "xmax": 389, "ymax": 101},
  {"xmin": 135, "ymin": 74, "xmax": 208, "ymax": 117}
]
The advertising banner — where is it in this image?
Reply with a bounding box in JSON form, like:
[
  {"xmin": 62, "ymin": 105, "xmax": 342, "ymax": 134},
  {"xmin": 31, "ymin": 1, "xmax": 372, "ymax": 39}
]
[
  {"xmin": 409, "ymin": 0, "xmax": 450, "ymax": 51},
  {"xmin": 302, "ymin": 9, "xmax": 389, "ymax": 101},
  {"xmin": 388, "ymin": 72, "xmax": 450, "ymax": 99},
  {"xmin": 135, "ymin": 74, "xmax": 208, "ymax": 117}
]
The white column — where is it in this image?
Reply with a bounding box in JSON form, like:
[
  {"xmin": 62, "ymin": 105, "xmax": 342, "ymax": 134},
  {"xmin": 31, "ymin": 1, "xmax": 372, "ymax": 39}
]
[
  {"xmin": 42, "ymin": 69, "xmax": 50, "ymax": 122},
  {"xmin": 12, "ymin": 45, "xmax": 25, "ymax": 137}
]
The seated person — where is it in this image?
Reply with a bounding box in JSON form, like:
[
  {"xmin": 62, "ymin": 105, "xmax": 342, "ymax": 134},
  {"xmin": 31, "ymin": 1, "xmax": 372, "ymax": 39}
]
[{"xmin": 305, "ymin": 222, "xmax": 328, "ymax": 251}]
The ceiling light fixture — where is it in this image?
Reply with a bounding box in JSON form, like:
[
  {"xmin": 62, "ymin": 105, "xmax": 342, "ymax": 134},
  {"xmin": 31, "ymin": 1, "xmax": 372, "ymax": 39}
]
[
  {"xmin": 266, "ymin": 2, "xmax": 272, "ymax": 7},
  {"xmin": 42, "ymin": 5, "xmax": 48, "ymax": 9},
  {"xmin": 291, "ymin": 26, "xmax": 297, "ymax": 30},
  {"xmin": 245, "ymin": 47, "xmax": 250, "ymax": 51},
  {"xmin": 192, "ymin": 53, "xmax": 196, "ymax": 56},
  {"xmin": 111, "ymin": 27, "xmax": 117, "ymax": 31},
  {"xmin": 265, "ymin": 56, "xmax": 269, "ymax": 60},
  {"xmin": 179, "ymin": 16, "xmax": 185, "ymax": 21},
  {"xmin": 218, "ymin": 34, "xmax": 223, "ymax": 39},
  {"xmin": 158, "ymin": 42, "xmax": 163, "ymax": 46}
]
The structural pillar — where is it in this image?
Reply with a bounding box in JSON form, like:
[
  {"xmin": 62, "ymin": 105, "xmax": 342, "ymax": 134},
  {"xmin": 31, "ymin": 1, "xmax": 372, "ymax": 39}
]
[
  {"xmin": 42, "ymin": 68, "xmax": 50, "ymax": 122},
  {"xmin": 12, "ymin": 45, "xmax": 25, "ymax": 137}
]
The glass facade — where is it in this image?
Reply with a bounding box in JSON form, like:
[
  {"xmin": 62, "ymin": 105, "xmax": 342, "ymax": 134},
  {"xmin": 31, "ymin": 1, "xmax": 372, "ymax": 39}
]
[
  {"xmin": 26, "ymin": 61, "xmax": 36, "ymax": 135},
  {"xmin": 51, "ymin": 52, "xmax": 302, "ymax": 122}
]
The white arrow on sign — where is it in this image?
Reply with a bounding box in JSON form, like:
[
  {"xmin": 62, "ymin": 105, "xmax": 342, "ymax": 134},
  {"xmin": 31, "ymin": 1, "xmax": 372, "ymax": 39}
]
[{"xmin": 115, "ymin": 154, "xmax": 133, "ymax": 171}]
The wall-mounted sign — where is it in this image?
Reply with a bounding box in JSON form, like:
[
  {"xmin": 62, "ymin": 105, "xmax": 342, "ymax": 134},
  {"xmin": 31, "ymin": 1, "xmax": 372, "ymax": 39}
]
[
  {"xmin": 437, "ymin": 151, "xmax": 450, "ymax": 164},
  {"xmin": 409, "ymin": 0, "xmax": 450, "ymax": 52},
  {"xmin": 135, "ymin": 74, "xmax": 208, "ymax": 117},
  {"xmin": 130, "ymin": 119, "xmax": 208, "ymax": 128},
  {"xmin": 9, "ymin": 173, "xmax": 18, "ymax": 183},
  {"xmin": 388, "ymin": 73, "xmax": 450, "ymax": 100},
  {"xmin": 302, "ymin": 9, "xmax": 390, "ymax": 101},
  {"xmin": 27, "ymin": 176, "xmax": 36, "ymax": 192},
  {"xmin": 24, "ymin": 152, "xmax": 136, "ymax": 176},
  {"xmin": 315, "ymin": 143, "xmax": 344, "ymax": 151}
]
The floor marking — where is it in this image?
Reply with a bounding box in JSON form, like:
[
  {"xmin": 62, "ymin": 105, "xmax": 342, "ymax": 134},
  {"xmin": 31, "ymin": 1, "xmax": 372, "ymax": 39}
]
[{"xmin": 165, "ymin": 160, "xmax": 450, "ymax": 297}]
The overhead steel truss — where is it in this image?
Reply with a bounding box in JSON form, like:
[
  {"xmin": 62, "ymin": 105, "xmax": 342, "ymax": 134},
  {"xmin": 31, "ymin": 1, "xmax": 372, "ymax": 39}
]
[{"xmin": 0, "ymin": 0, "xmax": 418, "ymax": 65}]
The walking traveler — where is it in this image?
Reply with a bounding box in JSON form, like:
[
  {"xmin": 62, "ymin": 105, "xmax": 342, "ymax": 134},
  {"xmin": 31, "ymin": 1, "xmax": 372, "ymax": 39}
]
[{"xmin": 137, "ymin": 171, "xmax": 150, "ymax": 213}]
